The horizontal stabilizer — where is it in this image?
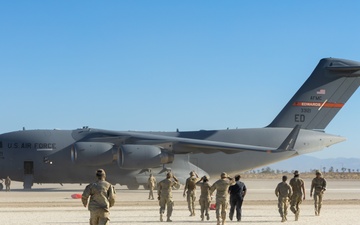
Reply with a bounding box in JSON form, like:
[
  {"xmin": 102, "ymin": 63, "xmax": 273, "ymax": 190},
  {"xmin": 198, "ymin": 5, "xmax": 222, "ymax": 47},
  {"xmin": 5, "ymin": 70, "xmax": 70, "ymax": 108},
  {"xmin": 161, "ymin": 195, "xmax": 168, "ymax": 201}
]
[{"xmin": 327, "ymin": 66, "xmax": 360, "ymax": 72}]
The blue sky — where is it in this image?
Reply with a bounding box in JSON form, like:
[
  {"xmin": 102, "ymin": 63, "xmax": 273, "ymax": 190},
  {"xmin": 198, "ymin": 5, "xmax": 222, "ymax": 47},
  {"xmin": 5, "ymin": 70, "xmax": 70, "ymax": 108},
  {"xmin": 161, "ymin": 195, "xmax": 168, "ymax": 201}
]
[{"xmin": 1, "ymin": 1, "xmax": 359, "ymax": 159}]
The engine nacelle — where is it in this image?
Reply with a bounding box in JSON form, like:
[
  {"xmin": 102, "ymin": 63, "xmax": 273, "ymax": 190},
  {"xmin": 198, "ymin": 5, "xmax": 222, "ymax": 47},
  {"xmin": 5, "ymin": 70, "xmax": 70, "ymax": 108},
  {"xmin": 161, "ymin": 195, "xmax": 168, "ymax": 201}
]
[
  {"xmin": 119, "ymin": 145, "xmax": 174, "ymax": 169},
  {"xmin": 71, "ymin": 142, "xmax": 116, "ymax": 166}
]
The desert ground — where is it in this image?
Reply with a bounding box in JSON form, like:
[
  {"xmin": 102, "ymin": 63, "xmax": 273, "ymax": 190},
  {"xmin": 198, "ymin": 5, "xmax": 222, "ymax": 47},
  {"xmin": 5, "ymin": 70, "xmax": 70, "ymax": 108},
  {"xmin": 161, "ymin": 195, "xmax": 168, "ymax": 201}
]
[{"xmin": 0, "ymin": 175, "xmax": 359, "ymax": 225}]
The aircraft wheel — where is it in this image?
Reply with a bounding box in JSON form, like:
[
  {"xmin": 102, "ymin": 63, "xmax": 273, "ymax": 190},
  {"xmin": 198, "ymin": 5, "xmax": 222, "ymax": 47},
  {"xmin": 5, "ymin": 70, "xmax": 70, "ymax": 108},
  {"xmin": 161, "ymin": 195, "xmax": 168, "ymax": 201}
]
[
  {"xmin": 127, "ymin": 184, "xmax": 140, "ymax": 190},
  {"xmin": 0, "ymin": 183, "xmax": 3, "ymax": 191}
]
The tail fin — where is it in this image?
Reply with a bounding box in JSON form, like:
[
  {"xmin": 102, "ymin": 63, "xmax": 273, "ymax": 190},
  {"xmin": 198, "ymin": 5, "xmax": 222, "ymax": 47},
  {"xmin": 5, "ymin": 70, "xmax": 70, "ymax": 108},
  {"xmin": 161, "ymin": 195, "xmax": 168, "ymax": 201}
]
[{"xmin": 268, "ymin": 58, "xmax": 360, "ymax": 130}]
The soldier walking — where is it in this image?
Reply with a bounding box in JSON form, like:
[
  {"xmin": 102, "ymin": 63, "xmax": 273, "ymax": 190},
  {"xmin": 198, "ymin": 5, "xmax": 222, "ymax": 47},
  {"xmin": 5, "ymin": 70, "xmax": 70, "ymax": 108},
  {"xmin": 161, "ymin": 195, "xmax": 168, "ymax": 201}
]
[
  {"xmin": 196, "ymin": 175, "xmax": 211, "ymax": 221},
  {"xmin": 210, "ymin": 172, "xmax": 234, "ymax": 225},
  {"xmin": 147, "ymin": 174, "xmax": 157, "ymax": 200},
  {"xmin": 275, "ymin": 175, "xmax": 292, "ymax": 222},
  {"xmin": 157, "ymin": 172, "xmax": 179, "ymax": 222},
  {"xmin": 289, "ymin": 170, "xmax": 305, "ymax": 221},
  {"xmin": 310, "ymin": 170, "xmax": 327, "ymax": 216},
  {"xmin": 183, "ymin": 171, "xmax": 199, "ymax": 216},
  {"xmin": 228, "ymin": 174, "xmax": 247, "ymax": 222},
  {"xmin": 82, "ymin": 169, "xmax": 116, "ymax": 225},
  {"xmin": 5, "ymin": 176, "xmax": 11, "ymax": 192}
]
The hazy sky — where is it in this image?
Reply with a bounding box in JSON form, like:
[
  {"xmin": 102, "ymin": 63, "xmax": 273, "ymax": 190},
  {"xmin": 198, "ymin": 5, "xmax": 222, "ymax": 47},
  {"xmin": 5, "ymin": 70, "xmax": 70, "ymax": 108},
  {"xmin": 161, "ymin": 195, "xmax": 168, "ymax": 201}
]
[{"xmin": 1, "ymin": 1, "xmax": 359, "ymax": 159}]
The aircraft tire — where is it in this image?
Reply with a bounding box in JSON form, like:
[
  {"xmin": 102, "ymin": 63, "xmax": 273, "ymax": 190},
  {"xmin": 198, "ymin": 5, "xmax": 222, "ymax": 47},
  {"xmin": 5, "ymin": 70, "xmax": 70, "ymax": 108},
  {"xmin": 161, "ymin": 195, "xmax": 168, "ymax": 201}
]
[
  {"xmin": 127, "ymin": 184, "xmax": 140, "ymax": 190},
  {"xmin": 0, "ymin": 183, "xmax": 3, "ymax": 191}
]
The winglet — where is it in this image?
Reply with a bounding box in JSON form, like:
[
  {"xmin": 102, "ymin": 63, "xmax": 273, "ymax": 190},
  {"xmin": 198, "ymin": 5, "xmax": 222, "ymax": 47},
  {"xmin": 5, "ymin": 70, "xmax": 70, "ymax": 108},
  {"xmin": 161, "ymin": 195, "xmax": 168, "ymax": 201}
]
[{"xmin": 277, "ymin": 125, "xmax": 301, "ymax": 152}]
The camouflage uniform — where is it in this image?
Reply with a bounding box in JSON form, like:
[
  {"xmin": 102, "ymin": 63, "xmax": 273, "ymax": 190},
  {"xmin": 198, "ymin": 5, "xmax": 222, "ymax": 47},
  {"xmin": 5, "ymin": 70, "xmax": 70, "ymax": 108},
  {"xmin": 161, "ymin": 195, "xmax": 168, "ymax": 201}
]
[
  {"xmin": 183, "ymin": 171, "xmax": 199, "ymax": 216},
  {"xmin": 82, "ymin": 169, "xmax": 116, "ymax": 225},
  {"xmin": 5, "ymin": 176, "xmax": 11, "ymax": 192},
  {"xmin": 275, "ymin": 176, "xmax": 292, "ymax": 222},
  {"xmin": 310, "ymin": 171, "xmax": 327, "ymax": 216},
  {"xmin": 289, "ymin": 171, "xmax": 305, "ymax": 221},
  {"xmin": 210, "ymin": 172, "xmax": 234, "ymax": 225},
  {"xmin": 147, "ymin": 174, "xmax": 156, "ymax": 200},
  {"xmin": 157, "ymin": 172, "xmax": 179, "ymax": 222},
  {"xmin": 196, "ymin": 176, "xmax": 211, "ymax": 221}
]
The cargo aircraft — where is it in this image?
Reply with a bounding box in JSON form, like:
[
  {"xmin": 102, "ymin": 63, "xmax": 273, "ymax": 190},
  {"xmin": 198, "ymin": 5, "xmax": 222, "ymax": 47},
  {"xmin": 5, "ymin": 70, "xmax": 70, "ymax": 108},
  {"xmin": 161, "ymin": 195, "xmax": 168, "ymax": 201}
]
[{"xmin": 0, "ymin": 58, "xmax": 359, "ymax": 190}]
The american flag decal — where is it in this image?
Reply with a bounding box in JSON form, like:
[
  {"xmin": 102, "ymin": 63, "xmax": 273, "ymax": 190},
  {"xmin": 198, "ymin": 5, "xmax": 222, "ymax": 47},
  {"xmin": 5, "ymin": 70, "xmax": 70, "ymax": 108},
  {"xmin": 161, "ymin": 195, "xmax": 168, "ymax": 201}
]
[{"xmin": 317, "ymin": 89, "xmax": 326, "ymax": 95}]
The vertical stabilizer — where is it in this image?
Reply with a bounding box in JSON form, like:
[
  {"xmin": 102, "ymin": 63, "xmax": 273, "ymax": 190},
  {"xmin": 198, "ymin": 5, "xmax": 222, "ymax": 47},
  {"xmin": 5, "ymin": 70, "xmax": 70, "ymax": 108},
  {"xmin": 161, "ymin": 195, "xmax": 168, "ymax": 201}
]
[{"xmin": 268, "ymin": 58, "xmax": 360, "ymax": 130}]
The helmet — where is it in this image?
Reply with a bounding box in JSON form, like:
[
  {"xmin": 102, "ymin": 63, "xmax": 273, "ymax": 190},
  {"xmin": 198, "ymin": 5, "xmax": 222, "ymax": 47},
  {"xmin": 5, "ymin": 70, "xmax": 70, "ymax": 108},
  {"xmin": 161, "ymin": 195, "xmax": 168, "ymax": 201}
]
[
  {"xmin": 293, "ymin": 170, "xmax": 300, "ymax": 176},
  {"xmin": 189, "ymin": 171, "xmax": 195, "ymax": 176},
  {"xmin": 315, "ymin": 170, "xmax": 322, "ymax": 175}
]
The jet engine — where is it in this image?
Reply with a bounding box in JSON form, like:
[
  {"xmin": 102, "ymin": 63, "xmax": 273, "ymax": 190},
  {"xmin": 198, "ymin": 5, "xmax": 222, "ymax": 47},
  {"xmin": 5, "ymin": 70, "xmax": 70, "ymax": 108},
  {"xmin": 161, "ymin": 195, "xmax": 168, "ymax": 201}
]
[
  {"xmin": 118, "ymin": 145, "xmax": 174, "ymax": 169},
  {"xmin": 71, "ymin": 142, "xmax": 116, "ymax": 166}
]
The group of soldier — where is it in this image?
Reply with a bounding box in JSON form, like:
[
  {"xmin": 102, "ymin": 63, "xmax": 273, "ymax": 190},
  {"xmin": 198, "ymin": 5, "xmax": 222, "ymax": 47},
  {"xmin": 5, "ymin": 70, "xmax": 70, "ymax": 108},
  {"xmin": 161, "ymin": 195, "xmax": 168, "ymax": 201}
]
[
  {"xmin": 80, "ymin": 168, "xmax": 326, "ymax": 225},
  {"xmin": 152, "ymin": 171, "xmax": 246, "ymax": 225},
  {"xmin": 275, "ymin": 170, "xmax": 327, "ymax": 222},
  {"xmin": 1, "ymin": 176, "xmax": 11, "ymax": 191}
]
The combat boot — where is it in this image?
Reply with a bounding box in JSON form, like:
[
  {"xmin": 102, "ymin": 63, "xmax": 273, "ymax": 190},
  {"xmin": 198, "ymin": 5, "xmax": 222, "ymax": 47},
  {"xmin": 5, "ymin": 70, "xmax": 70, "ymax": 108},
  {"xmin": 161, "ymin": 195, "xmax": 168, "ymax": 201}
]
[
  {"xmin": 160, "ymin": 214, "xmax": 163, "ymax": 222},
  {"xmin": 281, "ymin": 216, "xmax": 286, "ymax": 222},
  {"xmin": 166, "ymin": 217, "xmax": 172, "ymax": 222},
  {"xmin": 217, "ymin": 219, "xmax": 220, "ymax": 225},
  {"xmin": 295, "ymin": 211, "xmax": 299, "ymax": 221},
  {"xmin": 206, "ymin": 213, "xmax": 210, "ymax": 221},
  {"xmin": 200, "ymin": 215, "xmax": 204, "ymax": 221}
]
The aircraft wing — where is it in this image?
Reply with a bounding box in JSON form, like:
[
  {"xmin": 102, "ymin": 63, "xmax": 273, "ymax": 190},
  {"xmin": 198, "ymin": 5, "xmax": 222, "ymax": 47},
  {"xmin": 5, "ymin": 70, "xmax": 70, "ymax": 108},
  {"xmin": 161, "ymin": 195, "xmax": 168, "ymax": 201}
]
[{"xmin": 84, "ymin": 125, "xmax": 301, "ymax": 154}]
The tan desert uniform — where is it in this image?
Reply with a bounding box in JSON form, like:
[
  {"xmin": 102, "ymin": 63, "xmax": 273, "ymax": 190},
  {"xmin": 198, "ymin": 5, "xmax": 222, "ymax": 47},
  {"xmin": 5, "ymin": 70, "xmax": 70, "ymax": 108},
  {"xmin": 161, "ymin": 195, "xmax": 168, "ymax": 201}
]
[
  {"xmin": 147, "ymin": 174, "xmax": 156, "ymax": 200},
  {"xmin": 210, "ymin": 172, "xmax": 234, "ymax": 225},
  {"xmin": 183, "ymin": 171, "xmax": 199, "ymax": 216},
  {"xmin": 157, "ymin": 173, "xmax": 179, "ymax": 222},
  {"xmin": 196, "ymin": 176, "xmax": 211, "ymax": 221},
  {"xmin": 289, "ymin": 171, "xmax": 305, "ymax": 221},
  {"xmin": 82, "ymin": 170, "xmax": 116, "ymax": 225},
  {"xmin": 275, "ymin": 177, "xmax": 292, "ymax": 222},
  {"xmin": 5, "ymin": 176, "xmax": 11, "ymax": 192},
  {"xmin": 310, "ymin": 172, "xmax": 327, "ymax": 216}
]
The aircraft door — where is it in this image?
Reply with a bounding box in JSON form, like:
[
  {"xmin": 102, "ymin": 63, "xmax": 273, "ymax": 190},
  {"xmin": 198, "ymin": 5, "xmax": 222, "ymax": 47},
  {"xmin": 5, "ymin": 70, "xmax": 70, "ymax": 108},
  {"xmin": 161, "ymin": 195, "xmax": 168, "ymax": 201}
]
[{"xmin": 23, "ymin": 161, "xmax": 34, "ymax": 189}]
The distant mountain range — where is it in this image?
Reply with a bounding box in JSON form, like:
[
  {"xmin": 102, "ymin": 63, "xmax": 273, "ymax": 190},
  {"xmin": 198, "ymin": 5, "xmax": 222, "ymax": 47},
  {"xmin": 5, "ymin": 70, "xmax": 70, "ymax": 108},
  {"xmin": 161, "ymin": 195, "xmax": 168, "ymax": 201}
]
[{"xmin": 258, "ymin": 155, "xmax": 360, "ymax": 173}]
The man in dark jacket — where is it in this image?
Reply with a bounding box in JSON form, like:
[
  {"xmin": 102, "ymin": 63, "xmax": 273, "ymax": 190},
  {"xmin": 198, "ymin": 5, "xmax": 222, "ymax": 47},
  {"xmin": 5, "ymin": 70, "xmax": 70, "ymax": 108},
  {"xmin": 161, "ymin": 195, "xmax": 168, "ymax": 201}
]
[{"xmin": 228, "ymin": 174, "xmax": 247, "ymax": 221}]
